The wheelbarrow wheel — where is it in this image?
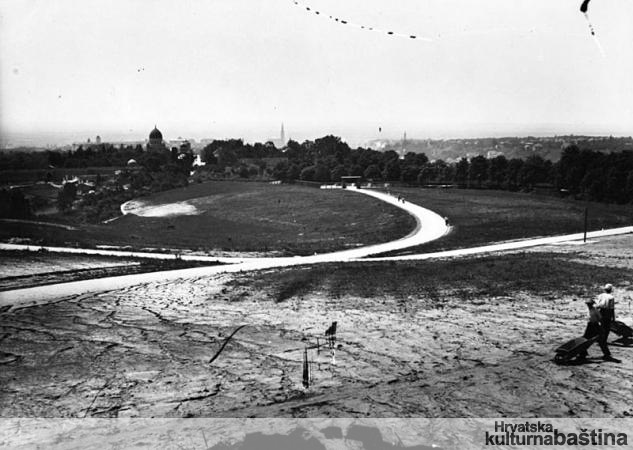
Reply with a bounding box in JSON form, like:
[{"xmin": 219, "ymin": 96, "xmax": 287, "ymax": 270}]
[{"xmin": 554, "ymin": 353, "xmax": 571, "ymax": 364}]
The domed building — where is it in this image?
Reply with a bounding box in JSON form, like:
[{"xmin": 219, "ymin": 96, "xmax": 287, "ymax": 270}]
[{"xmin": 147, "ymin": 125, "xmax": 167, "ymax": 152}]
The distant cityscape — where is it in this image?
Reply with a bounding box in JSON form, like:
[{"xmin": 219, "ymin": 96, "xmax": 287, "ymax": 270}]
[
  {"xmin": 0, "ymin": 124, "xmax": 292, "ymax": 152},
  {"xmin": 3, "ymin": 123, "xmax": 632, "ymax": 158}
]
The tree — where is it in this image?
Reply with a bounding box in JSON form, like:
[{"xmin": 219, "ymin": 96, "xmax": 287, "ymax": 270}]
[
  {"xmin": 400, "ymin": 152, "xmax": 426, "ymax": 184},
  {"xmin": 413, "ymin": 152, "xmax": 429, "ymax": 167},
  {"xmin": 380, "ymin": 150, "xmax": 400, "ymax": 168},
  {"xmin": 581, "ymin": 168, "xmax": 607, "ymax": 201},
  {"xmin": 330, "ymin": 164, "xmax": 347, "ymax": 181},
  {"xmin": 604, "ymin": 167, "xmax": 627, "ymax": 203},
  {"xmin": 363, "ymin": 164, "xmax": 382, "ymax": 180},
  {"xmin": 57, "ymin": 183, "xmax": 77, "ymax": 212},
  {"xmin": 518, "ymin": 155, "xmax": 551, "ymax": 190},
  {"xmin": 314, "ymin": 164, "xmax": 331, "ymax": 182},
  {"xmin": 556, "ymin": 144, "xmax": 590, "ymax": 194},
  {"xmin": 300, "ymin": 166, "xmax": 316, "ymax": 181},
  {"xmin": 430, "ymin": 160, "xmax": 450, "ymax": 183},
  {"xmin": 454, "ymin": 158, "xmax": 469, "ymax": 187},
  {"xmin": 504, "ymin": 159, "xmax": 524, "ymax": 191},
  {"xmin": 139, "ymin": 151, "xmax": 170, "ymax": 172},
  {"xmin": 285, "ymin": 163, "xmax": 301, "ymax": 181},
  {"xmin": 0, "ymin": 189, "xmax": 31, "ymax": 218},
  {"xmin": 487, "ymin": 155, "xmax": 508, "ymax": 189},
  {"xmin": 401, "ymin": 165, "xmax": 420, "ymax": 184},
  {"xmin": 349, "ymin": 164, "xmax": 363, "ymax": 177},
  {"xmin": 468, "ymin": 155, "xmax": 488, "ymax": 188},
  {"xmin": 626, "ymin": 171, "xmax": 633, "ymax": 203},
  {"xmin": 357, "ymin": 149, "xmax": 381, "ymax": 169},
  {"xmin": 314, "ymin": 135, "xmax": 350, "ymax": 162},
  {"xmin": 284, "ymin": 139, "xmax": 303, "ymax": 160},
  {"xmin": 382, "ymin": 159, "xmax": 401, "ymax": 181},
  {"xmin": 272, "ymin": 161, "xmax": 289, "ymax": 180},
  {"xmin": 215, "ymin": 147, "xmax": 238, "ymax": 169},
  {"xmin": 238, "ymin": 165, "xmax": 250, "ymax": 178},
  {"xmin": 416, "ymin": 167, "xmax": 432, "ymax": 185}
]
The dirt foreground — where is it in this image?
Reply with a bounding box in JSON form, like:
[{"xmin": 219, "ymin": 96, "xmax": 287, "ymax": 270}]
[{"xmin": 1, "ymin": 235, "xmax": 632, "ymax": 418}]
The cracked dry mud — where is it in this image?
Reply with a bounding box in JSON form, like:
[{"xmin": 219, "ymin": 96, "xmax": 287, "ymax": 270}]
[{"xmin": 1, "ymin": 236, "xmax": 633, "ymax": 418}]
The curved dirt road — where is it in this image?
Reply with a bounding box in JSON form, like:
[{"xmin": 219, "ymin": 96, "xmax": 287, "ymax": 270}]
[
  {"xmin": 0, "ymin": 187, "xmax": 448, "ymax": 308},
  {"xmin": 2, "ymin": 187, "xmax": 633, "ymax": 309}
]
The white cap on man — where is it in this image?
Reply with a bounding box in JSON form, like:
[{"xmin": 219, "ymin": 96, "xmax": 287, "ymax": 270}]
[{"xmin": 604, "ymin": 283, "xmax": 613, "ymax": 292}]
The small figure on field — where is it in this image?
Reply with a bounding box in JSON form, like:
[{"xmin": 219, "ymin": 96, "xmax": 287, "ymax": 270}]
[
  {"xmin": 325, "ymin": 321, "xmax": 338, "ymax": 366},
  {"xmin": 325, "ymin": 321, "xmax": 337, "ymax": 349}
]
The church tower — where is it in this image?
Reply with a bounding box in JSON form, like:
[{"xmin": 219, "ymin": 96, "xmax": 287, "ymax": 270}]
[
  {"xmin": 401, "ymin": 131, "xmax": 407, "ymax": 159},
  {"xmin": 280, "ymin": 123, "xmax": 286, "ymax": 147}
]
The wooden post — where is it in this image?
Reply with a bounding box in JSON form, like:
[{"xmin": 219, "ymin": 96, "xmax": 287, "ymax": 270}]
[
  {"xmin": 584, "ymin": 207, "xmax": 588, "ymax": 243},
  {"xmin": 302, "ymin": 347, "xmax": 310, "ymax": 388}
]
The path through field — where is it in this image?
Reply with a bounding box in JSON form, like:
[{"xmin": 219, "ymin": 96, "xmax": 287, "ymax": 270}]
[
  {"xmin": 1, "ymin": 186, "xmax": 633, "ymax": 310},
  {"xmin": 2, "ymin": 189, "xmax": 633, "ymax": 419}
]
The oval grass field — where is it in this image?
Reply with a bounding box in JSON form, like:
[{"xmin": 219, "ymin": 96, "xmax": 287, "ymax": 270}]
[{"xmin": 106, "ymin": 181, "xmax": 417, "ymax": 255}]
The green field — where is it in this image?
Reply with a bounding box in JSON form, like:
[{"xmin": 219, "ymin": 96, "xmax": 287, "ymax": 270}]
[
  {"xmin": 0, "ymin": 181, "xmax": 415, "ymax": 255},
  {"xmin": 379, "ymin": 187, "xmax": 633, "ymax": 255},
  {"xmin": 3, "ymin": 183, "xmax": 633, "ymax": 256}
]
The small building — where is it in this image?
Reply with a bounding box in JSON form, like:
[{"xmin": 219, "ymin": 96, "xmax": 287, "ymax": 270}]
[{"xmin": 340, "ymin": 175, "xmax": 362, "ymax": 188}]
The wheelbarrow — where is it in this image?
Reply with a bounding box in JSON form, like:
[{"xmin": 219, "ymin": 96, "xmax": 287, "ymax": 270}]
[
  {"xmin": 554, "ymin": 336, "xmax": 598, "ymax": 364},
  {"xmin": 611, "ymin": 320, "xmax": 633, "ymax": 338}
]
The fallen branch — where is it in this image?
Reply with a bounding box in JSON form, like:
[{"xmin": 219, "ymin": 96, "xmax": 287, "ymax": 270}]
[{"xmin": 209, "ymin": 325, "xmax": 247, "ymax": 365}]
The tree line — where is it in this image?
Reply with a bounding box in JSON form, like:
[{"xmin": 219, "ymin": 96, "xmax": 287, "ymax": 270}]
[
  {"xmin": 67, "ymin": 149, "xmax": 195, "ymax": 223},
  {"xmin": 0, "ymin": 144, "xmax": 146, "ymax": 171},
  {"xmin": 1, "ymin": 145, "xmax": 195, "ymax": 222},
  {"xmin": 200, "ymin": 137, "xmax": 633, "ymax": 204}
]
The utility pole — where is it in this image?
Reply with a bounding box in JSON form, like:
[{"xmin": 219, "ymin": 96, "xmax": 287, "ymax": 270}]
[
  {"xmin": 584, "ymin": 207, "xmax": 588, "ymax": 243},
  {"xmin": 302, "ymin": 346, "xmax": 310, "ymax": 388}
]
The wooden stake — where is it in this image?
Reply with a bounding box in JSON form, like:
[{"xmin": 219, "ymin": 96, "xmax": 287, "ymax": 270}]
[
  {"xmin": 584, "ymin": 207, "xmax": 588, "ymax": 243},
  {"xmin": 302, "ymin": 346, "xmax": 310, "ymax": 388}
]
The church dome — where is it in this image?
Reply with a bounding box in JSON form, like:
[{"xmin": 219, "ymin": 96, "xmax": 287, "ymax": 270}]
[{"xmin": 149, "ymin": 126, "xmax": 163, "ymax": 140}]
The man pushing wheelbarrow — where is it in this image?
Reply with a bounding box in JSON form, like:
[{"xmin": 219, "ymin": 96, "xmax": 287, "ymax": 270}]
[
  {"xmin": 555, "ymin": 284, "xmax": 625, "ymax": 364},
  {"xmin": 575, "ymin": 298, "xmax": 620, "ymax": 363}
]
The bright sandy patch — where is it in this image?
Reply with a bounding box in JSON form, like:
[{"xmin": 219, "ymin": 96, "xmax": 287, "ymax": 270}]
[{"xmin": 120, "ymin": 200, "xmax": 199, "ymax": 217}]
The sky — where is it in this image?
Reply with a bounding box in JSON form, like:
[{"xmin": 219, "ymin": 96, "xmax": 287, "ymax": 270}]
[{"xmin": 1, "ymin": 0, "xmax": 632, "ymax": 146}]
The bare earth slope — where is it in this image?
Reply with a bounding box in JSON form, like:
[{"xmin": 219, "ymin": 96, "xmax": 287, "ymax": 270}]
[{"xmin": 1, "ymin": 234, "xmax": 632, "ymax": 418}]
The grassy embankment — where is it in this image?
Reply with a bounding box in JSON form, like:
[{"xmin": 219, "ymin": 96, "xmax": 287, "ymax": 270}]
[{"xmin": 228, "ymin": 251, "xmax": 633, "ymax": 304}]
